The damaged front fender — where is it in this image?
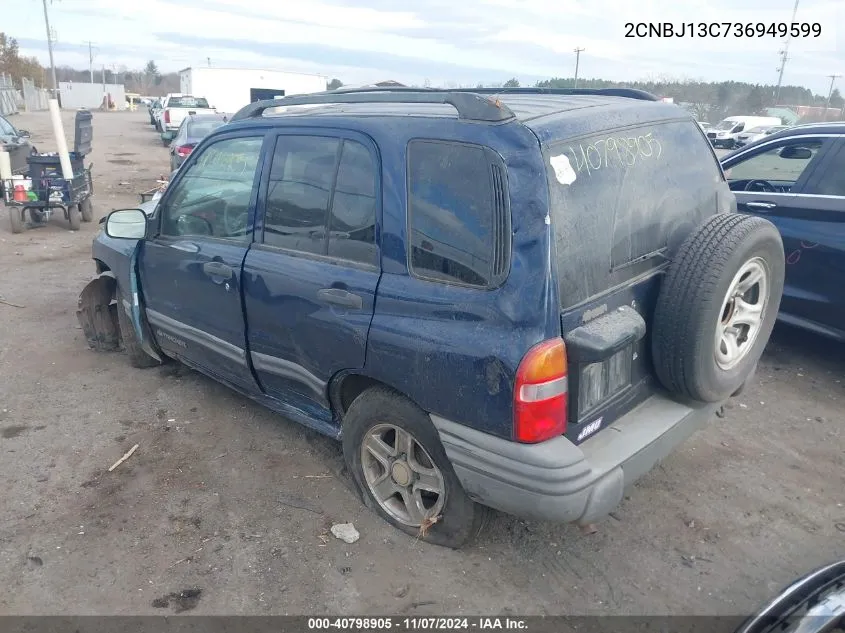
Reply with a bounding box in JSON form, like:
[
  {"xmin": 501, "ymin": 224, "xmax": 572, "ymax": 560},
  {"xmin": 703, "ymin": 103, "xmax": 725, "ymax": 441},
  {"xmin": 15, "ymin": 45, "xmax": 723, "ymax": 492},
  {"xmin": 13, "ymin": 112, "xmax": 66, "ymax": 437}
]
[{"xmin": 76, "ymin": 274, "xmax": 120, "ymax": 351}]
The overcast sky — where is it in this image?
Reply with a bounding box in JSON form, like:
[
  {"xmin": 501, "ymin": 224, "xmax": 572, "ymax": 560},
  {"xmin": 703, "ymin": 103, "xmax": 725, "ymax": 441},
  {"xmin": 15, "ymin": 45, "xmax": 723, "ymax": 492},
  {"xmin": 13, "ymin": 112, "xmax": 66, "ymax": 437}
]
[{"xmin": 12, "ymin": 0, "xmax": 844, "ymax": 95}]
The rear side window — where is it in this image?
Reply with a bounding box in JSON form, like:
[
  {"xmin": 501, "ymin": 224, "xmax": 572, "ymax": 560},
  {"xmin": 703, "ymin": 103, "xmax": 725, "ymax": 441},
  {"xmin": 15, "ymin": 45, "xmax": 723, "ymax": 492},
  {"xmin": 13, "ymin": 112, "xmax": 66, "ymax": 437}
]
[
  {"xmin": 546, "ymin": 120, "xmax": 725, "ymax": 309},
  {"xmin": 407, "ymin": 140, "xmax": 510, "ymax": 288},
  {"xmin": 263, "ymin": 135, "xmax": 378, "ymax": 266},
  {"xmin": 328, "ymin": 141, "xmax": 378, "ymax": 265},
  {"xmin": 803, "ymin": 143, "xmax": 845, "ymax": 197},
  {"xmin": 264, "ymin": 135, "xmax": 339, "ymax": 255}
]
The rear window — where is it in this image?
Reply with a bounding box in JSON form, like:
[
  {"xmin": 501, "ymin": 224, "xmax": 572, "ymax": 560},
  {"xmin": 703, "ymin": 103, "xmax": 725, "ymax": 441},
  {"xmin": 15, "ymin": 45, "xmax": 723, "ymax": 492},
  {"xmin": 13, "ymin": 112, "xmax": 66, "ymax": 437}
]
[
  {"xmin": 168, "ymin": 96, "xmax": 210, "ymax": 108},
  {"xmin": 188, "ymin": 119, "xmax": 225, "ymax": 138},
  {"xmin": 546, "ymin": 119, "xmax": 724, "ymax": 309}
]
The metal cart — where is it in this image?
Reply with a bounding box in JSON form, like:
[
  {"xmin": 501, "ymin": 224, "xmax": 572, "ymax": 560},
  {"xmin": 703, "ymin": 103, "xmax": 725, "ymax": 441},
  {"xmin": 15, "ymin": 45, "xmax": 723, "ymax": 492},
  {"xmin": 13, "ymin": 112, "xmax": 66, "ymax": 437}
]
[
  {"xmin": 3, "ymin": 108, "xmax": 94, "ymax": 234},
  {"xmin": 3, "ymin": 161, "xmax": 94, "ymax": 233}
]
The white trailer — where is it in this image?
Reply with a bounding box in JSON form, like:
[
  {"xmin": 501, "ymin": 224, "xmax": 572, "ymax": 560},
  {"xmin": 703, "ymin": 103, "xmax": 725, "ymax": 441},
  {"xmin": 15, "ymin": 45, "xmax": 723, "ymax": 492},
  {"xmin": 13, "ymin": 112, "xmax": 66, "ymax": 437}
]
[{"xmin": 178, "ymin": 67, "xmax": 328, "ymax": 116}]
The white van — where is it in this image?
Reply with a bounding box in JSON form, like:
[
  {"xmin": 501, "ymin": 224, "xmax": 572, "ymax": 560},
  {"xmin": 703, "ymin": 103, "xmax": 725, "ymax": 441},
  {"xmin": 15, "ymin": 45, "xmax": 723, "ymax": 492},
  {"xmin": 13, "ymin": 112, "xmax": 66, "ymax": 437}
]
[{"xmin": 706, "ymin": 116, "xmax": 782, "ymax": 149}]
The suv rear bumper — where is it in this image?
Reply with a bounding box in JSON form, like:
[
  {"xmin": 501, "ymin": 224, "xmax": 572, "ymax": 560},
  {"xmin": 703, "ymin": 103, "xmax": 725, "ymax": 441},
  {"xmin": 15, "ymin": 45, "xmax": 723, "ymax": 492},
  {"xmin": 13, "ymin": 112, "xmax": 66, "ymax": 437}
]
[{"xmin": 431, "ymin": 395, "xmax": 719, "ymax": 524}]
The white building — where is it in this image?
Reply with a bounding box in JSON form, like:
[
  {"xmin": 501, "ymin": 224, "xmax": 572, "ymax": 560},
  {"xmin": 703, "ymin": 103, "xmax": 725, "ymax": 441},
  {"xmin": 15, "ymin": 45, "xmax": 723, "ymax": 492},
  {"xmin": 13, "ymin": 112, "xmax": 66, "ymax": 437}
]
[{"xmin": 178, "ymin": 67, "xmax": 328, "ymax": 115}]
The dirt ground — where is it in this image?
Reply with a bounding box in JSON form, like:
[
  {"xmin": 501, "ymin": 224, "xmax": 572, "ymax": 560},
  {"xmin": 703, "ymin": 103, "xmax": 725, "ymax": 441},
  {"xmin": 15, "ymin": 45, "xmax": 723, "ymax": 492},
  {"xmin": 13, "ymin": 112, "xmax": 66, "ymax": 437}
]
[{"xmin": 0, "ymin": 110, "xmax": 842, "ymax": 616}]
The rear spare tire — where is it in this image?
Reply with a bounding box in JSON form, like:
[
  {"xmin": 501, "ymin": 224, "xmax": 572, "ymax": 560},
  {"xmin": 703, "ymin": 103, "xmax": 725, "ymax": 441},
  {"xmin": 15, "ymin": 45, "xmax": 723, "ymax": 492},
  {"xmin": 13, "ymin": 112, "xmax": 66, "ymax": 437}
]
[{"xmin": 652, "ymin": 213, "xmax": 784, "ymax": 403}]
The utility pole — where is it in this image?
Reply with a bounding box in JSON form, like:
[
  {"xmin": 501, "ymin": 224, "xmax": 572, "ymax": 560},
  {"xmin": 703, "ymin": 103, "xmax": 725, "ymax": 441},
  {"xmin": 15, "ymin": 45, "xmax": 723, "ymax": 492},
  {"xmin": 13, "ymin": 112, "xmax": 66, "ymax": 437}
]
[
  {"xmin": 824, "ymin": 74, "xmax": 842, "ymax": 120},
  {"xmin": 207, "ymin": 57, "xmax": 211, "ymax": 68},
  {"xmin": 774, "ymin": 0, "xmax": 800, "ymax": 104},
  {"xmin": 41, "ymin": 0, "xmax": 59, "ymax": 101},
  {"xmin": 573, "ymin": 47, "xmax": 585, "ymax": 89},
  {"xmin": 87, "ymin": 41, "xmax": 95, "ymax": 83}
]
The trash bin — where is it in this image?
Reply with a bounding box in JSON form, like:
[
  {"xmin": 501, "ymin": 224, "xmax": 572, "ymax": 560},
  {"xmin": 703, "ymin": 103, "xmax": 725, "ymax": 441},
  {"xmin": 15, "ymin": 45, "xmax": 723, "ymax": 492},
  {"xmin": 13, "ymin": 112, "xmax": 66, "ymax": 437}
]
[{"xmin": 74, "ymin": 109, "xmax": 93, "ymax": 156}]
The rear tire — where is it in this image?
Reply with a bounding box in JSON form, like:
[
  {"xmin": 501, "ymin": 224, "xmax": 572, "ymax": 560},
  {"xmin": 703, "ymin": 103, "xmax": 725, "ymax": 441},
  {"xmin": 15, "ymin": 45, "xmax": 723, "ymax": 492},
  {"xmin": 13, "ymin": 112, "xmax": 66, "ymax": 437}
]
[
  {"xmin": 8, "ymin": 207, "xmax": 25, "ymax": 234},
  {"xmin": 342, "ymin": 387, "xmax": 488, "ymax": 549},
  {"xmin": 115, "ymin": 290, "xmax": 161, "ymax": 369},
  {"xmin": 652, "ymin": 213, "xmax": 784, "ymax": 402},
  {"xmin": 68, "ymin": 204, "xmax": 81, "ymax": 230},
  {"xmin": 79, "ymin": 197, "xmax": 94, "ymax": 222}
]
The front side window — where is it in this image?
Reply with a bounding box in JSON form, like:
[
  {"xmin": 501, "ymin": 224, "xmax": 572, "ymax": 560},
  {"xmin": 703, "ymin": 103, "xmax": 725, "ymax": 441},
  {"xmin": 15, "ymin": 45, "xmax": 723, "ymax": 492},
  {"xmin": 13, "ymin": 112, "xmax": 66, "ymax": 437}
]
[
  {"xmin": 160, "ymin": 136, "xmax": 263, "ymax": 240},
  {"xmin": 407, "ymin": 140, "xmax": 506, "ymax": 288},
  {"xmin": 725, "ymin": 140, "xmax": 823, "ymax": 189}
]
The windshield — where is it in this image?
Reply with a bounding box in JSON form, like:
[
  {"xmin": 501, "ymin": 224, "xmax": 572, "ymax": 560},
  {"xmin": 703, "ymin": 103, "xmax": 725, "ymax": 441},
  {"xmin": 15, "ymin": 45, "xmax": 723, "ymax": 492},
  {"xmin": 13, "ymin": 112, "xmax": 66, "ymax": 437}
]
[
  {"xmin": 188, "ymin": 119, "xmax": 226, "ymax": 139},
  {"xmin": 168, "ymin": 96, "xmax": 210, "ymax": 108},
  {"xmin": 716, "ymin": 119, "xmax": 738, "ymax": 130}
]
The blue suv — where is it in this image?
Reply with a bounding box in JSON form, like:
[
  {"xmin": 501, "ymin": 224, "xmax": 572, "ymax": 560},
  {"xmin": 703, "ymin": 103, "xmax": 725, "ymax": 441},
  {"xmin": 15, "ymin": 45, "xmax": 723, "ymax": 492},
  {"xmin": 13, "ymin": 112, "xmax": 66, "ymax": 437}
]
[{"xmin": 78, "ymin": 88, "xmax": 785, "ymax": 548}]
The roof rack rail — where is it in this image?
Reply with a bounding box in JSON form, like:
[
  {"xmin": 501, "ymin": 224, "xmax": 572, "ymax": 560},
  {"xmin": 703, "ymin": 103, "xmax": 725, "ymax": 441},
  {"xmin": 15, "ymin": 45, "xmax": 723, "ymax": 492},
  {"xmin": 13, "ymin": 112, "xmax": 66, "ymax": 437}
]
[
  {"xmin": 229, "ymin": 88, "xmax": 516, "ymax": 123},
  {"xmin": 465, "ymin": 87, "xmax": 661, "ymax": 101}
]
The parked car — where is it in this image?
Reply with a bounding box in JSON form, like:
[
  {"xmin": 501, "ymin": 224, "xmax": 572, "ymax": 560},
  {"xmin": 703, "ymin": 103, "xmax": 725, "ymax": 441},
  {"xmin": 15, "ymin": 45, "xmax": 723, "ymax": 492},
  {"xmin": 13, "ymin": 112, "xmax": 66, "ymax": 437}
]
[
  {"xmin": 0, "ymin": 113, "xmax": 36, "ymax": 176},
  {"xmin": 735, "ymin": 559, "xmax": 845, "ymax": 633},
  {"xmin": 707, "ymin": 116, "xmax": 782, "ymax": 148},
  {"xmin": 77, "ymin": 88, "xmax": 783, "ymax": 548},
  {"xmin": 158, "ymin": 94, "xmax": 216, "ymax": 145},
  {"xmin": 168, "ymin": 113, "xmax": 229, "ymax": 172},
  {"xmin": 697, "ymin": 121, "xmax": 712, "ymax": 132},
  {"xmin": 148, "ymin": 99, "xmax": 162, "ymax": 126},
  {"xmin": 721, "ymin": 122, "xmax": 845, "ymax": 341},
  {"xmin": 736, "ymin": 125, "xmax": 791, "ymax": 148}
]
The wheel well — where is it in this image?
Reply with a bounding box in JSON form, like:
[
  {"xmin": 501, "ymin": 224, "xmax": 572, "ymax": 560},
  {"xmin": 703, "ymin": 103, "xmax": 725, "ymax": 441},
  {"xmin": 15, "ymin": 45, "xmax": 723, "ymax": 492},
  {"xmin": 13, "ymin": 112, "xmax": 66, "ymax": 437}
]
[
  {"xmin": 332, "ymin": 374, "xmax": 417, "ymax": 420},
  {"xmin": 95, "ymin": 259, "xmax": 112, "ymax": 275}
]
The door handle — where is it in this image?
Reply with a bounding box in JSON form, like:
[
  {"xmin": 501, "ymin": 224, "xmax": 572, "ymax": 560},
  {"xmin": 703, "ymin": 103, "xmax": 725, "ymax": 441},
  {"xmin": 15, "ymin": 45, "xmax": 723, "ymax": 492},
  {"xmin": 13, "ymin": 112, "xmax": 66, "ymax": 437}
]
[
  {"xmin": 203, "ymin": 261, "xmax": 233, "ymax": 279},
  {"xmin": 745, "ymin": 201, "xmax": 777, "ymax": 210},
  {"xmin": 317, "ymin": 288, "xmax": 363, "ymax": 310},
  {"xmin": 170, "ymin": 241, "xmax": 200, "ymax": 253}
]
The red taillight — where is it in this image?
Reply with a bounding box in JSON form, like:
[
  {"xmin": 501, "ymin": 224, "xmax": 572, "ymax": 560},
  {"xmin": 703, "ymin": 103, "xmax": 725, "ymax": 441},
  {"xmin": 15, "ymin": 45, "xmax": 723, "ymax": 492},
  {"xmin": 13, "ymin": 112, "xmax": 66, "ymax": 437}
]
[
  {"xmin": 176, "ymin": 145, "xmax": 194, "ymax": 157},
  {"xmin": 514, "ymin": 338, "xmax": 568, "ymax": 443},
  {"xmin": 164, "ymin": 110, "xmax": 170, "ymax": 124}
]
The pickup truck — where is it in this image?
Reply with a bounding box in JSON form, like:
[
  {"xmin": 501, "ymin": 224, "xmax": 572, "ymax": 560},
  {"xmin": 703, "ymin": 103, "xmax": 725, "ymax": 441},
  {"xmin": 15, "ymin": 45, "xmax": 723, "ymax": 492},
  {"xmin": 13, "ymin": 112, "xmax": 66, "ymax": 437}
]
[{"xmin": 158, "ymin": 94, "xmax": 216, "ymax": 145}]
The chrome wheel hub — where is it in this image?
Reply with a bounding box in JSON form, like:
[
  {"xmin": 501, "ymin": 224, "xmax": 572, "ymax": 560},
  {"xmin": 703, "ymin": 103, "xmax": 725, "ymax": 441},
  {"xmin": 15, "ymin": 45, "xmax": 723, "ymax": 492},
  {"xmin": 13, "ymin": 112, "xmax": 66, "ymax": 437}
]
[
  {"xmin": 360, "ymin": 424, "xmax": 445, "ymax": 527},
  {"xmin": 715, "ymin": 257, "xmax": 769, "ymax": 371}
]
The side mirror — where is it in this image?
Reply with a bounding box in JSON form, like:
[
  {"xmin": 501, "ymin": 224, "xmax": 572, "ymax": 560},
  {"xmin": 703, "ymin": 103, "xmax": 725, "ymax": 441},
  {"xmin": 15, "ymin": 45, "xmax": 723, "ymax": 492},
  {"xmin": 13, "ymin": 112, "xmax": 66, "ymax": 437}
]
[
  {"xmin": 105, "ymin": 208, "xmax": 148, "ymax": 239},
  {"xmin": 778, "ymin": 146, "xmax": 813, "ymax": 160},
  {"xmin": 161, "ymin": 131, "xmax": 176, "ymax": 143}
]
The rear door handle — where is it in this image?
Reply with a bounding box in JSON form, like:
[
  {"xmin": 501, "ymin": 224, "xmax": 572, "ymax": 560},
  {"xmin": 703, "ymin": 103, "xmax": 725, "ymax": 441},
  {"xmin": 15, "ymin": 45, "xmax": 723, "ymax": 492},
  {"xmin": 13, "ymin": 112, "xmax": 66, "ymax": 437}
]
[
  {"xmin": 317, "ymin": 288, "xmax": 363, "ymax": 310},
  {"xmin": 170, "ymin": 241, "xmax": 200, "ymax": 253},
  {"xmin": 745, "ymin": 201, "xmax": 777, "ymax": 210},
  {"xmin": 203, "ymin": 261, "xmax": 233, "ymax": 279}
]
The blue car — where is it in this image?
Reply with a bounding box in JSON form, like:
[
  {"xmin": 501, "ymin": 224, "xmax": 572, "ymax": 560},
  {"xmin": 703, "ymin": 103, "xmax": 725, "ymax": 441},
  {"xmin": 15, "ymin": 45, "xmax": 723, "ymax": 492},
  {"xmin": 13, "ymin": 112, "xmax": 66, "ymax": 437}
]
[
  {"xmin": 721, "ymin": 122, "xmax": 845, "ymax": 341},
  {"xmin": 77, "ymin": 88, "xmax": 783, "ymax": 547}
]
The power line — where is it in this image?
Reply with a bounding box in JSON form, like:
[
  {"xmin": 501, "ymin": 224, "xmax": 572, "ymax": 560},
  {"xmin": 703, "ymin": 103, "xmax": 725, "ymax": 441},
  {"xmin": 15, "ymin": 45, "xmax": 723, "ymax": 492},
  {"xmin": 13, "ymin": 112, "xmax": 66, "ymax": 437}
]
[
  {"xmin": 824, "ymin": 74, "xmax": 842, "ymax": 121},
  {"xmin": 573, "ymin": 47, "xmax": 585, "ymax": 89}
]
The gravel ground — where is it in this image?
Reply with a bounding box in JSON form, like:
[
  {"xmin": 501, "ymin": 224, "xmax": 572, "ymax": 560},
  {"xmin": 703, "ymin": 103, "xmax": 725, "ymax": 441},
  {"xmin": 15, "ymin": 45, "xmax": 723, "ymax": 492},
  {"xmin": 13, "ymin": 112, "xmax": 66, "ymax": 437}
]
[{"xmin": 0, "ymin": 110, "xmax": 842, "ymax": 616}]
